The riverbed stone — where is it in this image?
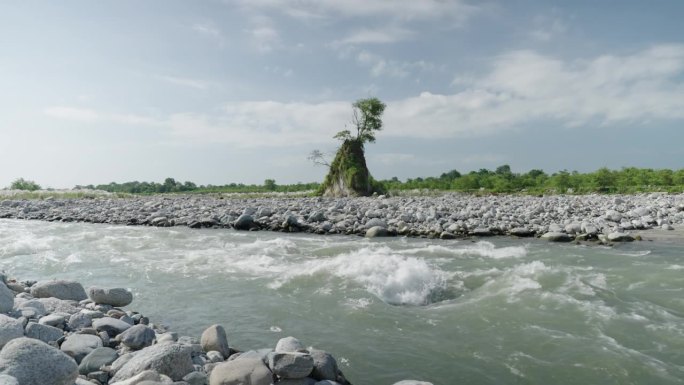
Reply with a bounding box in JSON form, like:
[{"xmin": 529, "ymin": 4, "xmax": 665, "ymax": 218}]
[
  {"xmin": 79, "ymin": 346, "xmax": 119, "ymax": 374},
  {"xmin": 607, "ymin": 232, "xmax": 635, "ymax": 242},
  {"xmin": 275, "ymin": 336, "xmax": 304, "ymax": 353},
  {"xmin": 88, "ymin": 286, "xmax": 134, "ymax": 307},
  {"xmin": 0, "ymin": 284, "xmax": 14, "ymax": 314},
  {"xmin": 25, "ymin": 321, "xmax": 63, "ymax": 343},
  {"xmin": 110, "ymin": 369, "xmax": 174, "ymax": 385},
  {"xmin": 393, "ymin": 381, "xmax": 434, "ymax": 385},
  {"xmin": 0, "ymin": 337, "xmax": 78, "ymax": 385},
  {"xmin": 111, "ymin": 342, "xmax": 194, "ymax": 382},
  {"xmin": 60, "ymin": 333, "xmax": 103, "ymax": 363},
  {"xmin": 234, "ymin": 214, "xmax": 256, "ymax": 230},
  {"xmin": 201, "ymin": 324, "xmax": 230, "ymax": 359},
  {"xmin": 93, "ymin": 316, "xmax": 132, "ymax": 337},
  {"xmin": 0, "ymin": 374, "xmax": 18, "ymax": 385},
  {"xmin": 30, "ymin": 280, "xmax": 87, "ymax": 301},
  {"xmin": 119, "ymin": 324, "xmax": 156, "ymax": 350},
  {"xmin": 540, "ymin": 232, "xmax": 573, "ymax": 242},
  {"xmin": 309, "ymin": 349, "xmax": 337, "ymax": 381},
  {"xmin": 0, "ymin": 315, "xmax": 23, "ymax": 348},
  {"xmin": 268, "ymin": 352, "xmax": 314, "ymax": 379},
  {"xmin": 365, "ymin": 226, "xmax": 388, "ymax": 238},
  {"xmin": 209, "ymin": 358, "xmax": 273, "ymax": 385}
]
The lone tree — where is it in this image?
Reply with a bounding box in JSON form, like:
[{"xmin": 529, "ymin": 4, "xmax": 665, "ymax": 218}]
[
  {"xmin": 9, "ymin": 178, "xmax": 41, "ymax": 191},
  {"xmin": 316, "ymin": 97, "xmax": 386, "ymax": 197}
]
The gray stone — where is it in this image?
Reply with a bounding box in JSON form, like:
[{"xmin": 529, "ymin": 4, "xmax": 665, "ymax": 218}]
[
  {"xmin": 0, "ymin": 314, "xmax": 23, "ymax": 348},
  {"xmin": 607, "ymin": 232, "xmax": 635, "ymax": 242},
  {"xmin": 200, "ymin": 324, "xmax": 230, "ymax": 359},
  {"xmin": 60, "ymin": 333, "xmax": 103, "ymax": 363},
  {"xmin": 268, "ymin": 352, "xmax": 314, "ymax": 379},
  {"xmin": 234, "ymin": 214, "xmax": 256, "ymax": 230},
  {"xmin": 30, "ymin": 280, "xmax": 87, "ymax": 301},
  {"xmin": 79, "ymin": 347, "xmax": 119, "ymax": 374},
  {"xmin": 69, "ymin": 311, "xmax": 93, "ymax": 330},
  {"xmin": 88, "ymin": 287, "xmax": 134, "ymax": 307},
  {"xmin": 38, "ymin": 313, "xmax": 68, "ymax": 328},
  {"xmin": 119, "ymin": 324, "xmax": 156, "ymax": 350},
  {"xmin": 111, "ymin": 343, "xmax": 194, "ymax": 382},
  {"xmin": 276, "ymin": 379, "xmax": 316, "ymax": 385},
  {"xmin": 0, "ymin": 284, "xmax": 13, "ymax": 314},
  {"xmin": 25, "ymin": 321, "xmax": 63, "ymax": 343},
  {"xmin": 540, "ymin": 232, "xmax": 574, "ymax": 242},
  {"xmin": 206, "ymin": 350, "xmax": 224, "ymax": 363},
  {"xmin": 392, "ymin": 381, "xmax": 434, "ymax": 385},
  {"xmin": 509, "ymin": 227, "xmax": 534, "ymax": 237},
  {"xmin": 470, "ymin": 228, "xmax": 493, "ymax": 236},
  {"xmin": 93, "ymin": 316, "xmax": 132, "ymax": 337},
  {"xmin": 87, "ymin": 370, "xmax": 110, "ymax": 383},
  {"xmin": 110, "ymin": 369, "xmax": 174, "ymax": 385},
  {"xmin": 365, "ymin": 226, "xmax": 388, "ymax": 238},
  {"xmin": 183, "ymin": 371, "xmax": 208, "ymax": 385},
  {"xmin": 307, "ymin": 211, "xmax": 326, "ymax": 223},
  {"xmin": 275, "ymin": 336, "xmax": 304, "ymax": 353},
  {"xmin": 209, "ymin": 358, "xmax": 273, "ymax": 385},
  {"xmin": 38, "ymin": 297, "xmax": 80, "ymax": 314},
  {"xmin": 0, "ymin": 337, "xmax": 78, "ymax": 385},
  {"xmin": 605, "ymin": 210, "xmax": 622, "ymax": 222},
  {"xmin": 309, "ymin": 349, "xmax": 337, "ymax": 381},
  {"xmin": 14, "ymin": 298, "xmax": 47, "ymax": 317},
  {"xmin": 313, "ymin": 381, "xmax": 342, "ymax": 385},
  {"xmin": 364, "ymin": 218, "xmax": 387, "ymax": 229},
  {"xmin": 0, "ymin": 374, "xmax": 18, "ymax": 385}
]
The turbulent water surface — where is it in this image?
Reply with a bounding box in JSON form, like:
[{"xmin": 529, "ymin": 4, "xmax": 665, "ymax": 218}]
[{"xmin": 1, "ymin": 219, "xmax": 684, "ymax": 384}]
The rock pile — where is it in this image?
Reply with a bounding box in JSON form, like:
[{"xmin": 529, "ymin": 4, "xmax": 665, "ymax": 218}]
[
  {"xmin": 0, "ymin": 275, "xmax": 430, "ymax": 385},
  {"xmin": 2, "ymin": 193, "xmax": 681, "ymax": 243}
]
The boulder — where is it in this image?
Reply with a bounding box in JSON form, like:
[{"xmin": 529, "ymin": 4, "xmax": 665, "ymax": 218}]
[
  {"xmin": 38, "ymin": 313, "xmax": 68, "ymax": 328},
  {"xmin": 87, "ymin": 287, "xmax": 133, "ymax": 307},
  {"xmin": 470, "ymin": 228, "xmax": 493, "ymax": 237},
  {"xmin": 79, "ymin": 347, "xmax": 119, "ymax": 375},
  {"xmin": 109, "ymin": 369, "xmax": 174, "ymax": 385},
  {"xmin": 365, "ymin": 226, "xmax": 388, "ymax": 238},
  {"xmin": 37, "ymin": 297, "xmax": 80, "ymax": 314},
  {"xmin": 234, "ymin": 215, "xmax": 256, "ymax": 231},
  {"xmin": 364, "ymin": 218, "xmax": 387, "ymax": 229},
  {"xmin": 93, "ymin": 316, "xmax": 132, "ymax": 337},
  {"xmin": 309, "ymin": 349, "xmax": 338, "ymax": 381},
  {"xmin": 0, "ymin": 284, "xmax": 14, "ymax": 313},
  {"xmin": 118, "ymin": 324, "xmax": 156, "ymax": 350},
  {"xmin": 268, "ymin": 352, "xmax": 314, "ymax": 379},
  {"xmin": 0, "ymin": 374, "xmax": 18, "ymax": 385},
  {"xmin": 393, "ymin": 381, "xmax": 434, "ymax": 385},
  {"xmin": 200, "ymin": 324, "xmax": 230, "ymax": 359},
  {"xmin": 24, "ymin": 322, "xmax": 63, "ymax": 343},
  {"xmin": 606, "ymin": 232, "xmax": 635, "ymax": 242},
  {"xmin": 209, "ymin": 358, "xmax": 273, "ymax": 385},
  {"xmin": 0, "ymin": 314, "xmax": 23, "ymax": 348},
  {"xmin": 0, "ymin": 337, "xmax": 78, "ymax": 385},
  {"xmin": 110, "ymin": 343, "xmax": 194, "ymax": 382},
  {"xmin": 509, "ymin": 227, "xmax": 534, "ymax": 237},
  {"xmin": 30, "ymin": 280, "xmax": 87, "ymax": 301},
  {"xmin": 275, "ymin": 337, "xmax": 304, "ymax": 353},
  {"xmin": 60, "ymin": 333, "xmax": 103, "ymax": 363},
  {"xmin": 540, "ymin": 232, "xmax": 573, "ymax": 242}
]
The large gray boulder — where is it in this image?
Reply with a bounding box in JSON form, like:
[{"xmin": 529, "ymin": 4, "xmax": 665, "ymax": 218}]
[
  {"xmin": 275, "ymin": 337, "xmax": 304, "ymax": 353},
  {"xmin": 0, "ymin": 315, "xmax": 23, "ymax": 349},
  {"xmin": 60, "ymin": 333, "xmax": 103, "ymax": 363},
  {"xmin": 93, "ymin": 317, "xmax": 132, "ymax": 337},
  {"xmin": 540, "ymin": 232, "xmax": 574, "ymax": 242},
  {"xmin": 87, "ymin": 287, "xmax": 133, "ymax": 307},
  {"xmin": 365, "ymin": 226, "xmax": 388, "ymax": 238},
  {"xmin": 30, "ymin": 280, "xmax": 87, "ymax": 301},
  {"xmin": 24, "ymin": 322, "xmax": 63, "ymax": 343},
  {"xmin": 309, "ymin": 349, "xmax": 338, "ymax": 381},
  {"xmin": 109, "ymin": 369, "xmax": 174, "ymax": 385},
  {"xmin": 110, "ymin": 342, "xmax": 194, "ymax": 382},
  {"xmin": 234, "ymin": 214, "xmax": 256, "ymax": 230},
  {"xmin": 0, "ymin": 284, "xmax": 13, "ymax": 314},
  {"xmin": 201, "ymin": 324, "xmax": 230, "ymax": 359},
  {"xmin": 118, "ymin": 324, "xmax": 156, "ymax": 350},
  {"xmin": 607, "ymin": 232, "xmax": 635, "ymax": 242},
  {"xmin": 79, "ymin": 347, "xmax": 119, "ymax": 375},
  {"xmin": 209, "ymin": 358, "xmax": 273, "ymax": 385},
  {"xmin": 268, "ymin": 352, "xmax": 314, "ymax": 379},
  {"xmin": 0, "ymin": 337, "xmax": 78, "ymax": 385}
]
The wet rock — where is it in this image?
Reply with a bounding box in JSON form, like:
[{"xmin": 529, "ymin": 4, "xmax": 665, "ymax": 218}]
[
  {"xmin": 111, "ymin": 343, "xmax": 194, "ymax": 382},
  {"xmin": 268, "ymin": 352, "xmax": 314, "ymax": 379},
  {"xmin": 209, "ymin": 358, "xmax": 273, "ymax": 385},
  {"xmin": 79, "ymin": 347, "xmax": 119, "ymax": 374},
  {"xmin": 93, "ymin": 316, "xmax": 132, "ymax": 337},
  {"xmin": 540, "ymin": 232, "xmax": 573, "ymax": 242},
  {"xmin": 0, "ymin": 337, "xmax": 78, "ymax": 385},
  {"xmin": 606, "ymin": 232, "xmax": 635, "ymax": 242},
  {"xmin": 0, "ymin": 284, "xmax": 14, "ymax": 313},
  {"xmin": 365, "ymin": 226, "xmax": 388, "ymax": 238},
  {"xmin": 275, "ymin": 337, "xmax": 304, "ymax": 353},
  {"xmin": 88, "ymin": 287, "xmax": 134, "ymax": 307},
  {"xmin": 0, "ymin": 314, "xmax": 24, "ymax": 348},
  {"xmin": 61, "ymin": 333, "xmax": 104, "ymax": 363},
  {"xmin": 309, "ymin": 349, "xmax": 338, "ymax": 381},
  {"xmin": 119, "ymin": 324, "xmax": 156, "ymax": 350},
  {"xmin": 25, "ymin": 321, "xmax": 63, "ymax": 343},
  {"xmin": 201, "ymin": 324, "xmax": 230, "ymax": 359},
  {"xmin": 30, "ymin": 280, "xmax": 87, "ymax": 301}
]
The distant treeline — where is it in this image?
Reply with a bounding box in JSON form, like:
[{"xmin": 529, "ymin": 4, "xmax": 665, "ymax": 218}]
[{"xmin": 73, "ymin": 166, "xmax": 684, "ymax": 195}]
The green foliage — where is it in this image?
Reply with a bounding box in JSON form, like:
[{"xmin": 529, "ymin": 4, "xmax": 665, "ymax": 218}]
[
  {"xmin": 80, "ymin": 178, "xmax": 318, "ymax": 195},
  {"xmin": 9, "ymin": 178, "xmax": 41, "ymax": 191},
  {"xmin": 318, "ymin": 139, "xmax": 375, "ymax": 196},
  {"xmin": 264, "ymin": 179, "xmax": 277, "ymax": 191},
  {"xmin": 335, "ymin": 97, "xmax": 386, "ymax": 144},
  {"xmin": 377, "ymin": 166, "xmax": 684, "ymax": 195}
]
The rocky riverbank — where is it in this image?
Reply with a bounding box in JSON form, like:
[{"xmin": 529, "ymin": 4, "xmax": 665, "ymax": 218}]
[
  {"xmin": 0, "ymin": 276, "xmax": 432, "ymax": 385},
  {"xmin": 1, "ymin": 193, "xmax": 682, "ymax": 243}
]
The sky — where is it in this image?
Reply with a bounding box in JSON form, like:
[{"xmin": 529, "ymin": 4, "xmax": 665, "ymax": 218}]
[{"xmin": 1, "ymin": 0, "xmax": 683, "ymax": 188}]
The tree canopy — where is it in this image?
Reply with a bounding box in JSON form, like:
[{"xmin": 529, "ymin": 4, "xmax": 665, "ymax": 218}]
[{"xmin": 334, "ymin": 97, "xmax": 386, "ymax": 144}]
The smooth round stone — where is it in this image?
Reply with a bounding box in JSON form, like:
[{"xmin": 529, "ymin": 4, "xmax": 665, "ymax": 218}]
[
  {"xmin": 118, "ymin": 324, "xmax": 156, "ymax": 350},
  {"xmin": 0, "ymin": 314, "xmax": 24, "ymax": 349},
  {"xmin": 60, "ymin": 333, "xmax": 103, "ymax": 363},
  {"xmin": 30, "ymin": 280, "xmax": 87, "ymax": 301},
  {"xmin": 365, "ymin": 226, "xmax": 389, "ymax": 238},
  {"xmin": 540, "ymin": 232, "xmax": 573, "ymax": 242},
  {"xmin": 110, "ymin": 343, "xmax": 194, "ymax": 382},
  {"xmin": 268, "ymin": 352, "xmax": 314, "ymax": 379},
  {"xmin": 25, "ymin": 322, "xmax": 63, "ymax": 344},
  {"xmin": 201, "ymin": 324, "xmax": 230, "ymax": 359},
  {"xmin": 0, "ymin": 337, "xmax": 78, "ymax": 385},
  {"xmin": 79, "ymin": 347, "xmax": 119, "ymax": 375},
  {"xmin": 209, "ymin": 358, "xmax": 273, "ymax": 385},
  {"xmin": 87, "ymin": 287, "xmax": 133, "ymax": 307},
  {"xmin": 275, "ymin": 337, "xmax": 304, "ymax": 353},
  {"xmin": 0, "ymin": 284, "xmax": 14, "ymax": 313},
  {"xmin": 93, "ymin": 317, "xmax": 132, "ymax": 337}
]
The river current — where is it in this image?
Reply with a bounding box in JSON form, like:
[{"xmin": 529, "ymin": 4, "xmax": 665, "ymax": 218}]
[{"xmin": 1, "ymin": 218, "xmax": 683, "ymax": 384}]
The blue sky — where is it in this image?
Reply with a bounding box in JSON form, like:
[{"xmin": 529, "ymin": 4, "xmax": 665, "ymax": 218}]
[{"xmin": 1, "ymin": 0, "xmax": 683, "ymax": 188}]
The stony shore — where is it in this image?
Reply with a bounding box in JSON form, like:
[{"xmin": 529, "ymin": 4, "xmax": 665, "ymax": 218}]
[
  {"xmin": 1, "ymin": 192, "xmax": 682, "ymax": 243},
  {"xmin": 0, "ymin": 276, "xmax": 432, "ymax": 385}
]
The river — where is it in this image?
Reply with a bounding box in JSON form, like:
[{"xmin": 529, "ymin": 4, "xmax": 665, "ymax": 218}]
[{"xmin": 1, "ymin": 219, "xmax": 683, "ymax": 384}]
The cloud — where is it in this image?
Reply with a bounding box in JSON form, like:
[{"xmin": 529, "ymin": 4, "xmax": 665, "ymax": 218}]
[
  {"xmin": 356, "ymin": 51, "xmax": 435, "ymax": 78},
  {"xmin": 45, "ymin": 44, "xmax": 684, "ymax": 146},
  {"xmin": 156, "ymin": 75, "xmax": 210, "ymax": 90},
  {"xmin": 529, "ymin": 15, "xmax": 567, "ymax": 42},
  {"xmin": 336, "ymin": 26, "xmax": 414, "ymax": 45},
  {"xmin": 192, "ymin": 22, "xmax": 226, "ymax": 46},
  {"xmin": 234, "ymin": 0, "xmax": 477, "ymax": 23}
]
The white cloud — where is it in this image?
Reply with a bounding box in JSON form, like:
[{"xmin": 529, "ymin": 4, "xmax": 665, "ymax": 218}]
[
  {"xmin": 234, "ymin": 0, "xmax": 477, "ymax": 23},
  {"xmin": 156, "ymin": 75, "xmax": 210, "ymax": 90},
  {"xmin": 529, "ymin": 15, "xmax": 567, "ymax": 42},
  {"xmin": 337, "ymin": 26, "xmax": 414, "ymax": 45},
  {"xmin": 356, "ymin": 51, "xmax": 435, "ymax": 78},
  {"xmin": 192, "ymin": 22, "xmax": 226, "ymax": 46},
  {"xmin": 44, "ymin": 44, "xmax": 684, "ymax": 146}
]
